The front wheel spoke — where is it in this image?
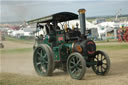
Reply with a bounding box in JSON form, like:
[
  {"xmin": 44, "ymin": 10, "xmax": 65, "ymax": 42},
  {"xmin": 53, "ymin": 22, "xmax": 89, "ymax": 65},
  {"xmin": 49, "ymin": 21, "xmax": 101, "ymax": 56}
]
[
  {"xmin": 102, "ymin": 57, "xmax": 106, "ymax": 61},
  {"xmin": 103, "ymin": 63, "xmax": 107, "ymax": 65},
  {"xmin": 101, "ymin": 55, "xmax": 103, "ymax": 60},
  {"xmin": 94, "ymin": 58, "xmax": 98, "ymax": 62},
  {"xmin": 97, "ymin": 66, "xmax": 100, "ymax": 72},
  {"xmin": 101, "ymin": 66, "xmax": 106, "ymax": 70},
  {"xmin": 97, "ymin": 54, "xmax": 99, "ymax": 60},
  {"xmin": 96, "ymin": 56, "xmax": 99, "ymax": 61},
  {"xmin": 101, "ymin": 66, "xmax": 103, "ymax": 72}
]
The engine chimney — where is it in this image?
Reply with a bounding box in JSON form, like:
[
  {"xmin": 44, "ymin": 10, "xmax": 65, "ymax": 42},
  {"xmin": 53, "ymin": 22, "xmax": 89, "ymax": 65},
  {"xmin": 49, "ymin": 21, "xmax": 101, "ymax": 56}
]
[{"xmin": 78, "ymin": 9, "xmax": 86, "ymax": 39}]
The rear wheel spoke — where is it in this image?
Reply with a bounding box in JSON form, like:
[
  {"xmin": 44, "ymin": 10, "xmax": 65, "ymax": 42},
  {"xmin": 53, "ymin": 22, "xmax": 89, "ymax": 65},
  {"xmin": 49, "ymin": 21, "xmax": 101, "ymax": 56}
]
[
  {"xmin": 70, "ymin": 60, "xmax": 75, "ymax": 65},
  {"xmin": 43, "ymin": 54, "xmax": 47, "ymax": 58},
  {"xmin": 76, "ymin": 59, "xmax": 80, "ymax": 65},
  {"xmin": 36, "ymin": 62, "xmax": 41, "ymax": 66},
  {"xmin": 69, "ymin": 65, "xmax": 74, "ymax": 69},
  {"xmin": 37, "ymin": 52, "xmax": 41, "ymax": 56},
  {"xmin": 72, "ymin": 68, "xmax": 76, "ymax": 74}
]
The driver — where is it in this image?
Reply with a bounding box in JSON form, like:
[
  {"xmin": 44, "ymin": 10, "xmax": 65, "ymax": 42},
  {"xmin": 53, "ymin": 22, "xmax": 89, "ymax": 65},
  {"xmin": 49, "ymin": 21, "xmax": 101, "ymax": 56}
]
[
  {"xmin": 64, "ymin": 24, "xmax": 68, "ymax": 32},
  {"xmin": 64, "ymin": 24, "xmax": 72, "ymax": 32},
  {"xmin": 45, "ymin": 22, "xmax": 54, "ymax": 34}
]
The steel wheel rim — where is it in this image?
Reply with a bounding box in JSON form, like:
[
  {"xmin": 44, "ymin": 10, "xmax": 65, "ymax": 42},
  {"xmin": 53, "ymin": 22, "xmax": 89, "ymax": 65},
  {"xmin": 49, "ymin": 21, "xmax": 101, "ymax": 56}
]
[
  {"xmin": 34, "ymin": 47, "xmax": 48, "ymax": 75},
  {"xmin": 68, "ymin": 55, "xmax": 83, "ymax": 78}
]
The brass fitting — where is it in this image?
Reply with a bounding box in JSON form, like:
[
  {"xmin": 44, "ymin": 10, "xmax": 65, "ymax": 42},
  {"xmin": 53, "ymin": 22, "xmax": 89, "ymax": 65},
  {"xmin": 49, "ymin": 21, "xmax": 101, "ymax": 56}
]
[{"xmin": 78, "ymin": 9, "xmax": 86, "ymax": 14}]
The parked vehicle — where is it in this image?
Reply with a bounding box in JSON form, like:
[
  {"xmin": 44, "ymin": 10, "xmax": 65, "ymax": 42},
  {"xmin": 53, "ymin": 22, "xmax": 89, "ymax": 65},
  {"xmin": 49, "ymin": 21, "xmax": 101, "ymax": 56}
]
[{"xmin": 117, "ymin": 26, "xmax": 128, "ymax": 42}]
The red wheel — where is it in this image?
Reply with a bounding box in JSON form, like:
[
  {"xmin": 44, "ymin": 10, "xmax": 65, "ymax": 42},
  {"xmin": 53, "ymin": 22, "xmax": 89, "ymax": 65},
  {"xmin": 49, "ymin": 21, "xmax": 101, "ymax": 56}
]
[
  {"xmin": 125, "ymin": 35, "xmax": 128, "ymax": 42},
  {"xmin": 117, "ymin": 29, "xmax": 123, "ymax": 42},
  {"xmin": 124, "ymin": 31, "xmax": 128, "ymax": 42}
]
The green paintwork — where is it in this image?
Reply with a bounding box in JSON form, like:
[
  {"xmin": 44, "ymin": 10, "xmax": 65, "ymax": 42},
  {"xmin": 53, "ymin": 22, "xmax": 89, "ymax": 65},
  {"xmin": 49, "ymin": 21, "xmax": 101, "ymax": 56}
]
[
  {"xmin": 52, "ymin": 43, "xmax": 72, "ymax": 62},
  {"xmin": 60, "ymin": 43, "xmax": 72, "ymax": 61},
  {"xmin": 53, "ymin": 47, "xmax": 60, "ymax": 61}
]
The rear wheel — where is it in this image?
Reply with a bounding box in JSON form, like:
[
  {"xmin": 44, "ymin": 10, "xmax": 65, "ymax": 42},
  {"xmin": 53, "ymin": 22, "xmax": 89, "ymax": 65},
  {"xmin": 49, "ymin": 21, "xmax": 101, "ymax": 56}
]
[
  {"xmin": 67, "ymin": 52, "xmax": 86, "ymax": 80},
  {"xmin": 33, "ymin": 44, "xmax": 54, "ymax": 76},
  {"xmin": 92, "ymin": 50, "xmax": 110, "ymax": 75}
]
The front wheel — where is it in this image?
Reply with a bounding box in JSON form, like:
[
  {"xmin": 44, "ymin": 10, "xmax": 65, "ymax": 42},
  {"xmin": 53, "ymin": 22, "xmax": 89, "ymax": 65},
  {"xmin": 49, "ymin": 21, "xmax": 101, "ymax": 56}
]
[
  {"xmin": 92, "ymin": 50, "xmax": 111, "ymax": 75},
  {"xmin": 67, "ymin": 52, "xmax": 86, "ymax": 80}
]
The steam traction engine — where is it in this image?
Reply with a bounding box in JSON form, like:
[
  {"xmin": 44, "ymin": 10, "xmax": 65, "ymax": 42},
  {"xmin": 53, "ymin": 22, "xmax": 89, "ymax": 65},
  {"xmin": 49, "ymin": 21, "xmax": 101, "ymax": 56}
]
[{"xmin": 28, "ymin": 9, "xmax": 111, "ymax": 80}]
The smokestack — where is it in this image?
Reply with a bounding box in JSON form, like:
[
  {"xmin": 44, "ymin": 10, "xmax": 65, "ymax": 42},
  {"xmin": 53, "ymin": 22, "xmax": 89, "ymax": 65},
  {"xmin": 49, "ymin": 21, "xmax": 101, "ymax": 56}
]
[{"xmin": 78, "ymin": 9, "xmax": 86, "ymax": 39}]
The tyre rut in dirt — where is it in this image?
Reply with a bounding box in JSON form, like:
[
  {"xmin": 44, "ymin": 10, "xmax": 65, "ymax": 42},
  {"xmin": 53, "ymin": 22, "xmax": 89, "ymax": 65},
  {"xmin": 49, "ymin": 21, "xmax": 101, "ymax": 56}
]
[
  {"xmin": 92, "ymin": 50, "xmax": 110, "ymax": 75},
  {"xmin": 67, "ymin": 52, "xmax": 86, "ymax": 80},
  {"xmin": 33, "ymin": 44, "xmax": 54, "ymax": 76}
]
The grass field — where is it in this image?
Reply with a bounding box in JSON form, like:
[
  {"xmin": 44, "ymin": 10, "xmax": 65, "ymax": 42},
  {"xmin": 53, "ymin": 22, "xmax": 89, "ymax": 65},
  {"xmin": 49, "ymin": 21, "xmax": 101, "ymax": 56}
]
[
  {"xmin": 0, "ymin": 37, "xmax": 128, "ymax": 85},
  {"xmin": 97, "ymin": 43, "xmax": 128, "ymax": 50},
  {"xmin": 5, "ymin": 36, "xmax": 34, "ymax": 43}
]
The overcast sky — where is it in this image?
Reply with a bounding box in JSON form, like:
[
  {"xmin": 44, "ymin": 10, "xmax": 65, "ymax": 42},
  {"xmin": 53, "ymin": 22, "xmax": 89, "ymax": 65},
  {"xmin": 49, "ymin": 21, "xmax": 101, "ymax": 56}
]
[{"xmin": 0, "ymin": 0, "xmax": 128, "ymax": 23}]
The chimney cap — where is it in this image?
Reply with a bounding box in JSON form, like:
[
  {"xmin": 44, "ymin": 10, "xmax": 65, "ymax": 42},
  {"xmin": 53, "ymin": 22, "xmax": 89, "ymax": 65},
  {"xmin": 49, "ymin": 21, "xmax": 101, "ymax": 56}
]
[{"xmin": 78, "ymin": 9, "xmax": 86, "ymax": 14}]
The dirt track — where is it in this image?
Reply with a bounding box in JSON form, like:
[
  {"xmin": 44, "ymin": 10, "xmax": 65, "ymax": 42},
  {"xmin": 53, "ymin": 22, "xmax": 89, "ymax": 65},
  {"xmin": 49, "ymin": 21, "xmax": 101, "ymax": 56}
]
[{"xmin": 1, "ymin": 40, "xmax": 128, "ymax": 85}]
